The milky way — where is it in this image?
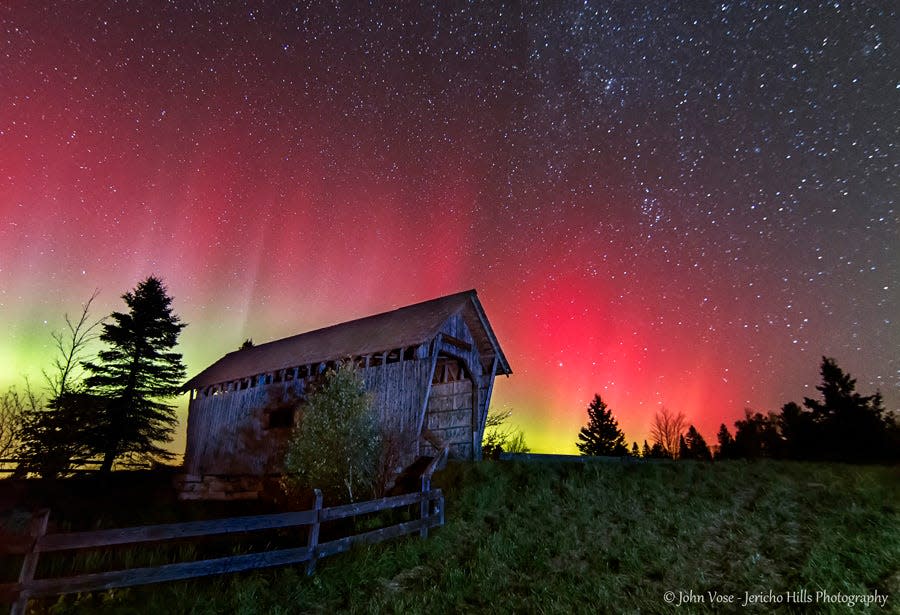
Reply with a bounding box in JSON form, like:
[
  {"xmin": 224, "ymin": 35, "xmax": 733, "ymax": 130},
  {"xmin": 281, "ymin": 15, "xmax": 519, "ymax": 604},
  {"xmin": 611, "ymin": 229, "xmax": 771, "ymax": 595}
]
[{"xmin": 1, "ymin": 2, "xmax": 897, "ymax": 453}]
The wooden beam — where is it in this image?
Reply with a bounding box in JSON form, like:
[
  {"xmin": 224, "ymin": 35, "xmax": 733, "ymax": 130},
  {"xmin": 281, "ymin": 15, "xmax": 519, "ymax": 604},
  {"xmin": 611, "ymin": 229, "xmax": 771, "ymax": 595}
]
[
  {"xmin": 37, "ymin": 510, "xmax": 318, "ymax": 552},
  {"xmin": 321, "ymin": 490, "xmax": 434, "ymax": 521},
  {"xmin": 11, "ymin": 509, "xmax": 49, "ymax": 615},
  {"xmin": 314, "ymin": 515, "xmax": 440, "ymax": 559},
  {"xmin": 441, "ymin": 334, "xmax": 473, "ymax": 352},
  {"xmin": 22, "ymin": 546, "xmax": 316, "ymax": 599},
  {"xmin": 475, "ymin": 355, "xmax": 500, "ymax": 461},
  {"xmin": 415, "ymin": 334, "xmax": 442, "ymax": 453},
  {"xmin": 305, "ymin": 489, "xmax": 322, "ymax": 576},
  {"xmin": 482, "ymin": 356, "xmax": 499, "ymax": 433}
]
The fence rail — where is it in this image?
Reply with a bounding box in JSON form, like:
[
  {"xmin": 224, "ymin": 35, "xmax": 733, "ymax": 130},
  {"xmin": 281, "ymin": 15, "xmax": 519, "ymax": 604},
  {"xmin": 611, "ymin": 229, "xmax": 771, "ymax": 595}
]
[
  {"xmin": 0, "ymin": 458, "xmax": 152, "ymax": 475},
  {"xmin": 0, "ymin": 488, "xmax": 444, "ymax": 614}
]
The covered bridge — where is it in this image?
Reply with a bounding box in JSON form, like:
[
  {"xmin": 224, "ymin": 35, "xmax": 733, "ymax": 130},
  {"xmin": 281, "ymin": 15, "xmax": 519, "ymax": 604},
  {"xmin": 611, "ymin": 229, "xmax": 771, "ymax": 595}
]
[{"xmin": 179, "ymin": 290, "xmax": 511, "ymax": 499}]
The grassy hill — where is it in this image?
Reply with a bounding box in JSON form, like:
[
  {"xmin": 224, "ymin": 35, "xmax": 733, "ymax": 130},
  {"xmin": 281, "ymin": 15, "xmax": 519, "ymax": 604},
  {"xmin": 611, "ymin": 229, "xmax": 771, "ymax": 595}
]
[{"xmin": 14, "ymin": 459, "xmax": 900, "ymax": 614}]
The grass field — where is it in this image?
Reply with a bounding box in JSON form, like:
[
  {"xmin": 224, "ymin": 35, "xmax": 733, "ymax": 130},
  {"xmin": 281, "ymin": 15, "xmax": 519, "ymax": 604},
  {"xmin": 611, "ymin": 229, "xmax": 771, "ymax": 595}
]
[{"xmin": 12, "ymin": 459, "xmax": 900, "ymax": 614}]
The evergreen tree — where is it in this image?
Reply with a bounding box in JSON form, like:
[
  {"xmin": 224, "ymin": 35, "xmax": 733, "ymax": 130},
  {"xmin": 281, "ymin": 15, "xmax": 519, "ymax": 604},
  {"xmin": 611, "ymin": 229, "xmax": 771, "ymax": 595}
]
[
  {"xmin": 83, "ymin": 276, "xmax": 186, "ymax": 472},
  {"xmin": 631, "ymin": 441, "xmax": 640, "ymax": 457},
  {"xmin": 733, "ymin": 410, "xmax": 782, "ymax": 459},
  {"xmin": 576, "ymin": 394, "xmax": 628, "ymax": 456},
  {"xmin": 715, "ymin": 423, "xmax": 736, "ymax": 460},
  {"xmin": 17, "ymin": 392, "xmax": 101, "ymax": 478},
  {"xmin": 802, "ymin": 356, "xmax": 892, "ymax": 461},
  {"xmin": 681, "ymin": 425, "xmax": 712, "ymax": 461},
  {"xmin": 647, "ymin": 442, "xmax": 671, "ymax": 459},
  {"xmin": 641, "ymin": 440, "xmax": 651, "ymax": 458},
  {"xmin": 778, "ymin": 401, "xmax": 817, "ymax": 460}
]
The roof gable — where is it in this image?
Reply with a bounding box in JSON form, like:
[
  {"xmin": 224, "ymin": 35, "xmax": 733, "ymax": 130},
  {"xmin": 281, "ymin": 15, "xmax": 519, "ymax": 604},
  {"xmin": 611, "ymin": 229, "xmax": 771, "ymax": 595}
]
[{"xmin": 184, "ymin": 290, "xmax": 511, "ymax": 389}]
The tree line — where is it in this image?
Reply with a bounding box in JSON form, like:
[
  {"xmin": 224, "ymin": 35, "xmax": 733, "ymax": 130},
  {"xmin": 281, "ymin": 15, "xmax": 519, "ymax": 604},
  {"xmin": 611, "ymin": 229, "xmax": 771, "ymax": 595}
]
[
  {"xmin": 576, "ymin": 357, "xmax": 899, "ymax": 463},
  {"xmin": 1, "ymin": 276, "xmax": 186, "ymax": 477}
]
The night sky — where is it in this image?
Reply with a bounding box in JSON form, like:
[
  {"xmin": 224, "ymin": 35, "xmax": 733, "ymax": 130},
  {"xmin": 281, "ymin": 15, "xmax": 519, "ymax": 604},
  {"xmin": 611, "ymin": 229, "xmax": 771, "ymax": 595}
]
[{"xmin": 2, "ymin": 2, "xmax": 897, "ymax": 454}]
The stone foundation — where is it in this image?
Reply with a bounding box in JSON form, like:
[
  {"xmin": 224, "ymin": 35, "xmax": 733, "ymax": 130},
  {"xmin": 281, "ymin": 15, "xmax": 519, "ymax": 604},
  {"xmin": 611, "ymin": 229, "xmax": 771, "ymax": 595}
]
[{"xmin": 173, "ymin": 473, "xmax": 265, "ymax": 501}]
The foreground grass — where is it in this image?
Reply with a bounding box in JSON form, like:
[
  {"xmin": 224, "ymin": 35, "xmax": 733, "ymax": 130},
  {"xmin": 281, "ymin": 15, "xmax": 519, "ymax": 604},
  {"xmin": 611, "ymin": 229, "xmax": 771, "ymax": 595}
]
[{"xmin": 23, "ymin": 460, "xmax": 900, "ymax": 613}]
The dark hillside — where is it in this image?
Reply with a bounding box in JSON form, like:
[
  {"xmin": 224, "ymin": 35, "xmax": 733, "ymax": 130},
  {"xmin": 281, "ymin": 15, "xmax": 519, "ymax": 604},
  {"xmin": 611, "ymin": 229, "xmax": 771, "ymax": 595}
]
[{"xmin": 5, "ymin": 460, "xmax": 899, "ymax": 613}]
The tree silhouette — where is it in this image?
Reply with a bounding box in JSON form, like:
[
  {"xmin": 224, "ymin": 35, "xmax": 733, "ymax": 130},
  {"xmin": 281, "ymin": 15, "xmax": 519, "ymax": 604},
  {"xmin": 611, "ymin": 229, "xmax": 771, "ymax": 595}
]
[
  {"xmin": 713, "ymin": 357, "xmax": 897, "ymax": 463},
  {"xmin": 650, "ymin": 406, "xmax": 686, "ymax": 459},
  {"xmin": 83, "ymin": 276, "xmax": 186, "ymax": 472},
  {"xmin": 680, "ymin": 425, "xmax": 712, "ymax": 461},
  {"xmin": 0, "ymin": 385, "xmax": 34, "ymax": 461},
  {"xmin": 482, "ymin": 408, "xmax": 530, "ymax": 459},
  {"xmin": 647, "ymin": 442, "xmax": 671, "ymax": 459},
  {"xmin": 576, "ymin": 394, "xmax": 628, "ymax": 456},
  {"xmin": 778, "ymin": 401, "xmax": 817, "ymax": 460},
  {"xmin": 802, "ymin": 356, "xmax": 893, "ymax": 462},
  {"xmin": 16, "ymin": 293, "xmax": 105, "ymax": 477},
  {"xmin": 733, "ymin": 410, "xmax": 782, "ymax": 459},
  {"xmin": 715, "ymin": 424, "xmax": 736, "ymax": 460}
]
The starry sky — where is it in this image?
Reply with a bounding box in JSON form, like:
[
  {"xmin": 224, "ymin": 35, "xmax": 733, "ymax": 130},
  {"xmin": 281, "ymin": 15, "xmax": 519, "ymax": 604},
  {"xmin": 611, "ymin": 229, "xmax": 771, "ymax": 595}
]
[{"xmin": 1, "ymin": 2, "xmax": 897, "ymax": 454}]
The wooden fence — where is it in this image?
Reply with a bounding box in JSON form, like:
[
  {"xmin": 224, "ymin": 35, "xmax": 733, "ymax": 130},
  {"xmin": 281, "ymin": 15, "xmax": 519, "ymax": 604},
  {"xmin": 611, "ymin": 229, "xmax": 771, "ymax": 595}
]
[
  {"xmin": 0, "ymin": 488, "xmax": 444, "ymax": 614},
  {"xmin": 0, "ymin": 459, "xmax": 152, "ymax": 476}
]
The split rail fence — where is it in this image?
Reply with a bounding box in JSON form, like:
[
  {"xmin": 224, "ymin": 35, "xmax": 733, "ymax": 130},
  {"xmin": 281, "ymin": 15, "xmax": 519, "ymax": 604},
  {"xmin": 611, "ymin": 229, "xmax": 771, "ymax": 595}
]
[{"xmin": 0, "ymin": 487, "xmax": 444, "ymax": 614}]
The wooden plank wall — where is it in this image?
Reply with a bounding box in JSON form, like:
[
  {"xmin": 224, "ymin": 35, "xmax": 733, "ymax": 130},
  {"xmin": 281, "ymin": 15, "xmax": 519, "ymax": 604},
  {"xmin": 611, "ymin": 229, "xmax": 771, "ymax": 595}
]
[
  {"xmin": 185, "ymin": 377, "xmax": 307, "ymax": 475},
  {"xmin": 361, "ymin": 358, "xmax": 431, "ymax": 470},
  {"xmin": 423, "ymin": 380, "xmax": 474, "ymax": 459},
  {"xmin": 361, "ymin": 359, "xmax": 430, "ymax": 434},
  {"xmin": 185, "ymin": 352, "xmax": 433, "ymax": 476}
]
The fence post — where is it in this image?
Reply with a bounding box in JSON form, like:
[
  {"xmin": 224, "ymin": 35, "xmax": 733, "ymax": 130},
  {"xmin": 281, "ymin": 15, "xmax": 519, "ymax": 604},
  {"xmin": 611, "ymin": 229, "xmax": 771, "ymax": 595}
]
[
  {"xmin": 11, "ymin": 508, "xmax": 50, "ymax": 615},
  {"xmin": 419, "ymin": 477, "xmax": 430, "ymax": 539},
  {"xmin": 305, "ymin": 489, "xmax": 322, "ymax": 576}
]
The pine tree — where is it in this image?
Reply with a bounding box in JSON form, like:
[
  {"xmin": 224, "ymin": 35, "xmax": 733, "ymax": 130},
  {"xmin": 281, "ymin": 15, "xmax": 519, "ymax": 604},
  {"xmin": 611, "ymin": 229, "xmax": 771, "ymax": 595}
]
[
  {"xmin": 715, "ymin": 423, "xmax": 735, "ymax": 460},
  {"xmin": 778, "ymin": 401, "xmax": 816, "ymax": 460},
  {"xmin": 681, "ymin": 425, "xmax": 712, "ymax": 461},
  {"xmin": 733, "ymin": 410, "xmax": 782, "ymax": 459},
  {"xmin": 576, "ymin": 394, "xmax": 628, "ymax": 456},
  {"xmin": 17, "ymin": 392, "xmax": 100, "ymax": 478},
  {"xmin": 631, "ymin": 441, "xmax": 640, "ymax": 457},
  {"xmin": 642, "ymin": 440, "xmax": 651, "ymax": 458},
  {"xmin": 802, "ymin": 356, "xmax": 892, "ymax": 461},
  {"xmin": 83, "ymin": 276, "xmax": 186, "ymax": 471},
  {"xmin": 678, "ymin": 435, "xmax": 689, "ymax": 460},
  {"xmin": 648, "ymin": 442, "xmax": 670, "ymax": 459}
]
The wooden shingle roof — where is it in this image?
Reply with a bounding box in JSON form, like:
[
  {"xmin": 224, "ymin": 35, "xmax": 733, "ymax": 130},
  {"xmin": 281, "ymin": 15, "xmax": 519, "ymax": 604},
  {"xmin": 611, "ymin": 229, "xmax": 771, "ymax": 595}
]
[{"xmin": 183, "ymin": 289, "xmax": 511, "ymax": 390}]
